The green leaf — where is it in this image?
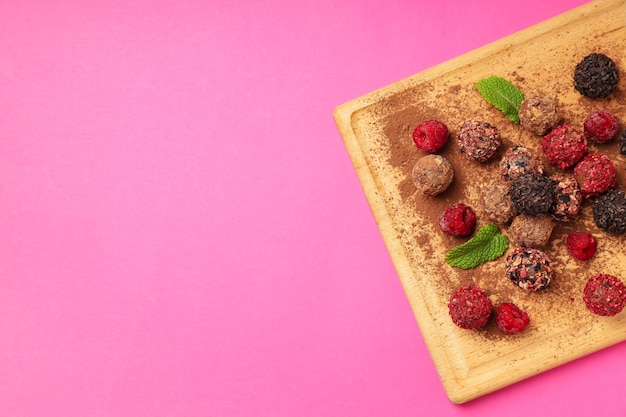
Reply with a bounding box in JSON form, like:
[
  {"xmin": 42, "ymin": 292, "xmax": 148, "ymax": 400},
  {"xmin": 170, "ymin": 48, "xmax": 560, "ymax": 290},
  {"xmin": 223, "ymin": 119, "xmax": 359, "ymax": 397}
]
[
  {"xmin": 475, "ymin": 76, "xmax": 525, "ymax": 124},
  {"xmin": 445, "ymin": 224, "xmax": 509, "ymax": 269}
]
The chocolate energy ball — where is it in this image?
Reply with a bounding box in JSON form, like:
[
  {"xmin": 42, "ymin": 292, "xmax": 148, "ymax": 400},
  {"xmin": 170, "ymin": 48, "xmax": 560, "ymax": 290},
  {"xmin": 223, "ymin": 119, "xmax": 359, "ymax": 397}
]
[
  {"xmin": 448, "ymin": 285, "xmax": 493, "ymax": 329},
  {"xmin": 508, "ymin": 171, "xmax": 557, "ymax": 216},
  {"xmin": 619, "ymin": 129, "xmax": 626, "ymax": 156},
  {"xmin": 508, "ymin": 214, "xmax": 555, "ymax": 248},
  {"xmin": 457, "ymin": 120, "xmax": 502, "ymax": 163},
  {"xmin": 482, "ymin": 182, "xmax": 517, "ymax": 225},
  {"xmin": 412, "ymin": 154, "xmax": 454, "ymax": 196},
  {"xmin": 593, "ymin": 189, "xmax": 626, "ymax": 235},
  {"xmin": 574, "ymin": 53, "xmax": 619, "ymax": 99},
  {"xmin": 498, "ymin": 145, "xmax": 544, "ymax": 182},
  {"xmin": 583, "ymin": 274, "xmax": 626, "ymax": 316},
  {"xmin": 573, "ymin": 153, "xmax": 616, "ymax": 198},
  {"xmin": 518, "ymin": 94, "xmax": 560, "ymax": 136},
  {"xmin": 551, "ymin": 176, "xmax": 582, "ymax": 222},
  {"xmin": 505, "ymin": 247, "xmax": 553, "ymax": 291},
  {"xmin": 541, "ymin": 124, "xmax": 587, "ymax": 170}
]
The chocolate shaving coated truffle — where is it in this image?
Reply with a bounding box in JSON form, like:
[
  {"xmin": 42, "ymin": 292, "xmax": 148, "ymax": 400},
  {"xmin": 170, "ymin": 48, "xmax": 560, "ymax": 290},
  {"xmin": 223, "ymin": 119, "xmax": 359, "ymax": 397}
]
[
  {"xmin": 508, "ymin": 172, "xmax": 557, "ymax": 216},
  {"xmin": 620, "ymin": 130, "xmax": 626, "ymax": 156},
  {"xmin": 498, "ymin": 145, "xmax": 544, "ymax": 182},
  {"xmin": 593, "ymin": 189, "xmax": 626, "ymax": 235},
  {"xmin": 574, "ymin": 53, "xmax": 619, "ymax": 99},
  {"xmin": 457, "ymin": 120, "xmax": 501, "ymax": 163}
]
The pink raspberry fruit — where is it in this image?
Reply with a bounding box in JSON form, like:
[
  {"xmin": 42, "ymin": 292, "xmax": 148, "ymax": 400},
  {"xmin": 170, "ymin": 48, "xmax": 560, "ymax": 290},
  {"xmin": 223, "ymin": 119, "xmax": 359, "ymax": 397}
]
[
  {"xmin": 412, "ymin": 120, "xmax": 449, "ymax": 153},
  {"xmin": 495, "ymin": 303, "xmax": 530, "ymax": 334},
  {"xmin": 439, "ymin": 203, "xmax": 476, "ymax": 237}
]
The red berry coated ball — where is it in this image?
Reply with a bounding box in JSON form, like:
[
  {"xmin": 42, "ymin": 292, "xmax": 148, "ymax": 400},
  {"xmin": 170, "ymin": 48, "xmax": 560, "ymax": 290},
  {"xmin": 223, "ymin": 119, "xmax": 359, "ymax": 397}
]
[
  {"xmin": 412, "ymin": 120, "xmax": 449, "ymax": 153},
  {"xmin": 566, "ymin": 232, "xmax": 597, "ymax": 261},
  {"xmin": 448, "ymin": 285, "xmax": 492, "ymax": 330},
  {"xmin": 573, "ymin": 153, "xmax": 616, "ymax": 198},
  {"xmin": 584, "ymin": 110, "xmax": 620, "ymax": 143},
  {"xmin": 495, "ymin": 303, "xmax": 530, "ymax": 334},
  {"xmin": 541, "ymin": 124, "xmax": 587, "ymax": 170},
  {"xmin": 439, "ymin": 204, "xmax": 476, "ymax": 237},
  {"xmin": 583, "ymin": 274, "xmax": 626, "ymax": 316}
]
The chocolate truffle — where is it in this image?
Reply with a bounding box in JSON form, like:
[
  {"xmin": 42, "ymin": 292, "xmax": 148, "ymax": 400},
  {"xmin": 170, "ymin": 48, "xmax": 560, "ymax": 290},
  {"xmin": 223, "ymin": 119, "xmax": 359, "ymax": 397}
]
[
  {"xmin": 482, "ymin": 182, "xmax": 517, "ymax": 225},
  {"xmin": 457, "ymin": 120, "xmax": 502, "ymax": 163},
  {"xmin": 593, "ymin": 189, "xmax": 626, "ymax": 235},
  {"xmin": 518, "ymin": 94, "xmax": 559, "ymax": 136},
  {"xmin": 574, "ymin": 53, "xmax": 619, "ymax": 99},
  {"xmin": 573, "ymin": 153, "xmax": 616, "ymax": 198},
  {"xmin": 448, "ymin": 285, "xmax": 492, "ymax": 329},
  {"xmin": 498, "ymin": 145, "xmax": 544, "ymax": 182},
  {"xmin": 619, "ymin": 129, "xmax": 626, "ymax": 156},
  {"xmin": 551, "ymin": 176, "xmax": 582, "ymax": 222},
  {"xmin": 508, "ymin": 214, "xmax": 555, "ymax": 248},
  {"xmin": 508, "ymin": 171, "xmax": 557, "ymax": 216},
  {"xmin": 411, "ymin": 154, "xmax": 454, "ymax": 196},
  {"xmin": 505, "ymin": 247, "xmax": 553, "ymax": 291},
  {"xmin": 541, "ymin": 124, "xmax": 587, "ymax": 170}
]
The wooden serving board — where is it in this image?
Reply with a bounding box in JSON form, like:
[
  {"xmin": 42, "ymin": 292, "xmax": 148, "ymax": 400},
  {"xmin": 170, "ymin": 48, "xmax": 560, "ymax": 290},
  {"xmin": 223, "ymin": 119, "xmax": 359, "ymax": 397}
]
[{"xmin": 334, "ymin": 0, "xmax": 626, "ymax": 404}]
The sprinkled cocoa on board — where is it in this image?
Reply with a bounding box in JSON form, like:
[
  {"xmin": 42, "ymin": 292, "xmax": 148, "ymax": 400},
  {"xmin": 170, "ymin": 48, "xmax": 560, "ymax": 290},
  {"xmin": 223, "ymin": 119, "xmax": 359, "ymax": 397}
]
[
  {"xmin": 518, "ymin": 94, "xmax": 559, "ymax": 136},
  {"xmin": 411, "ymin": 154, "xmax": 454, "ymax": 196},
  {"xmin": 541, "ymin": 124, "xmax": 587, "ymax": 170},
  {"xmin": 593, "ymin": 189, "xmax": 626, "ymax": 235},
  {"xmin": 508, "ymin": 171, "xmax": 557, "ymax": 216},
  {"xmin": 498, "ymin": 145, "xmax": 544, "ymax": 182},
  {"xmin": 505, "ymin": 247, "xmax": 553, "ymax": 291},
  {"xmin": 573, "ymin": 153, "xmax": 616, "ymax": 198},
  {"xmin": 550, "ymin": 176, "xmax": 582, "ymax": 222},
  {"xmin": 574, "ymin": 53, "xmax": 619, "ymax": 99},
  {"xmin": 583, "ymin": 274, "xmax": 626, "ymax": 316},
  {"xmin": 457, "ymin": 120, "xmax": 502, "ymax": 163},
  {"xmin": 508, "ymin": 214, "xmax": 555, "ymax": 248},
  {"xmin": 482, "ymin": 182, "xmax": 517, "ymax": 225}
]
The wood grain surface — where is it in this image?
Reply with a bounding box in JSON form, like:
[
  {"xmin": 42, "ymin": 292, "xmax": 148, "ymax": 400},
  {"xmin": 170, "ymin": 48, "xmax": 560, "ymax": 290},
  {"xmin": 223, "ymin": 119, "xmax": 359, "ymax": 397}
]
[{"xmin": 334, "ymin": 0, "xmax": 626, "ymax": 404}]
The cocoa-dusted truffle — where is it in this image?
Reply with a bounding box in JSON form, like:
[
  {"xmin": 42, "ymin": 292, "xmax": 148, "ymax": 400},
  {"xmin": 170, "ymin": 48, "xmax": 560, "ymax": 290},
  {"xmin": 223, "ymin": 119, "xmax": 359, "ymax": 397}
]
[
  {"xmin": 583, "ymin": 274, "xmax": 626, "ymax": 316},
  {"xmin": 498, "ymin": 145, "xmax": 544, "ymax": 182},
  {"xmin": 508, "ymin": 214, "xmax": 555, "ymax": 248},
  {"xmin": 518, "ymin": 94, "xmax": 559, "ymax": 136},
  {"xmin": 457, "ymin": 120, "xmax": 501, "ymax": 163},
  {"xmin": 505, "ymin": 247, "xmax": 552, "ymax": 291},
  {"xmin": 541, "ymin": 124, "xmax": 587, "ymax": 170},
  {"xmin": 593, "ymin": 189, "xmax": 626, "ymax": 235},
  {"xmin": 412, "ymin": 154, "xmax": 454, "ymax": 196},
  {"xmin": 508, "ymin": 171, "xmax": 557, "ymax": 216},
  {"xmin": 550, "ymin": 176, "xmax": 582, "ymax": 222},
  {"xmin": 574, "ymin": 53, "xmax": 619, "ymax": 99},
  {"xmin": 482, "ymin": 182, "xmax": 517, "ymax": 225},
  {"xmin": 573, "ymin": 153, "xmax": 616, "ymax": 198}
]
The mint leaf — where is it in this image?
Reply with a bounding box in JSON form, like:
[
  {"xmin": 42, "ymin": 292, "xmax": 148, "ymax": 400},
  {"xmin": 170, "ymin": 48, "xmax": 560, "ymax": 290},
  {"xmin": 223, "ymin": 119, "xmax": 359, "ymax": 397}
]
[
  {"xmin": 475, "ymin": 76, "xmax": 525, "ymax": 124},
  {"xmin": 445, "ymin": 224, "xmax": 509, "ymax": 269}
]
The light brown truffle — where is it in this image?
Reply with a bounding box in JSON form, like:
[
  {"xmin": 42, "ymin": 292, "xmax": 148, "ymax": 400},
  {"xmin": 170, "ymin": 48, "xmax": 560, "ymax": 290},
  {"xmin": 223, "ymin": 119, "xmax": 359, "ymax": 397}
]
[
  {"xmin": 508, "ymin": 214, "xmax": 555, "ymax": 248},
  {"xmin": 519, "ymin": 94, "xmax": 559, "ymax": 136},
  {"xmin": 482, "ymin": 182, "xmax": 517, "ymax": 224},
  {"xmin": 411, "ymin": 154, "xmax": 454, "ymax": 196}
]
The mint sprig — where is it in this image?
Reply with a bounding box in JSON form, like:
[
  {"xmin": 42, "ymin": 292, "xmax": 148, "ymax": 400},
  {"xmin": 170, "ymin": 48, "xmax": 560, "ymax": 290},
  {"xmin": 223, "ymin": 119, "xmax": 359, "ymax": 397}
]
[
  {"xmin": 475, "ymin": 76, "xmax": 525, "ymax": 124},
  {"xmin": 445, "ymin": 224, "xmax": 508, "ymax": 270}
]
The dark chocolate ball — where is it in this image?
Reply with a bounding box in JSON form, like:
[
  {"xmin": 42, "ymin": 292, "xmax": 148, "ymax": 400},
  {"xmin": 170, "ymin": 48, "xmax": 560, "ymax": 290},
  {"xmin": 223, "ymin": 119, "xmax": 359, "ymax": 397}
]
[
  {"xmin": 574, "ymin": 53, "xmax": 619, "ymax": 99},
  {"xmin": 508, "ymin": 172, "xmax": 557, "ymax": 216},
  {"xmin": 593, "ymin": 189, "xmax": 626, "ymax": 235}
]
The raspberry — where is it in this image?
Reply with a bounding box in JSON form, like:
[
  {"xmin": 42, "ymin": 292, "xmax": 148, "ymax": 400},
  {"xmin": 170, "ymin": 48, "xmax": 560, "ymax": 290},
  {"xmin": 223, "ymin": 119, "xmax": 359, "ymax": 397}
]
[
  {"xmin": 541, "ymin": 124, "xmax": 587, "ymax": 170},
  {"xmin": 495, "ymin": 303, "xmax": 530, "ymax": 334},
  {"xmin": 583, "ymin": 274, "xmax": 626, "ymax": 316},
  {"xmin": 448, "ymin": 285, "xmax": 492, "ymax": 329},
  {"xmin": 584, "ymin": 110, "xmax": 620, "ymax": 143},
  {"xmin": 412, "ymin": 120, "xmax": 449, "ymax": 153},
  {"xmin": 566, "ymin": 232, "xmax": 597, "ymax": 261},
  {"xmin": 439, "ymin": 203, "xmax": 476, "ymax": 237}
]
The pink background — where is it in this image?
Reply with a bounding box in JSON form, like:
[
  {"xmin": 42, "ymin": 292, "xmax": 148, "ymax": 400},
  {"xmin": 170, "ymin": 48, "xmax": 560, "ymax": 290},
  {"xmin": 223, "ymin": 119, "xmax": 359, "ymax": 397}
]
[{"xmin": 0, "ymin": 0, "xmax": 623, "ymax": 415}]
